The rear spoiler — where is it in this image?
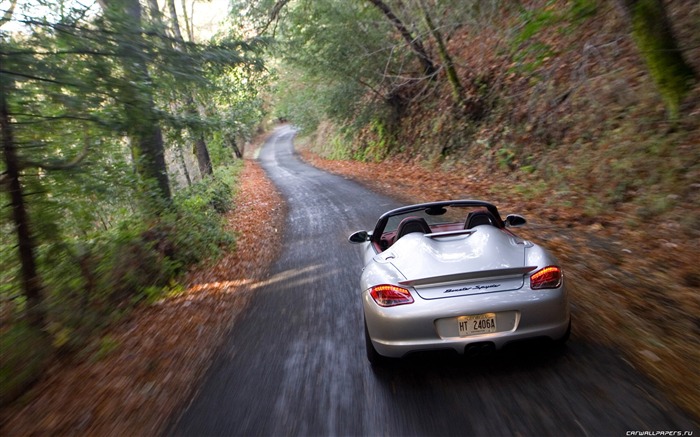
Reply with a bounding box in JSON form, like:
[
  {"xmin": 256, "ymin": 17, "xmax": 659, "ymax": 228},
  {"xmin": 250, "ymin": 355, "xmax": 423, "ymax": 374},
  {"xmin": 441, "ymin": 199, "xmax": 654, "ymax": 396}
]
[{"xmin": 398, "ymin": 266, "xmax": 537, "ymax": 287}]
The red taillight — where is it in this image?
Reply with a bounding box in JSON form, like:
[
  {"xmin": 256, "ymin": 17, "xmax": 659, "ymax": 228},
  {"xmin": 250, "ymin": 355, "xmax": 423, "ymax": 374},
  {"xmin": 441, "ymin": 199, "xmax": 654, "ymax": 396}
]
[
  {"xmin": 530, "ymin": 266, "xmax": 563, "ymax": 289},
  {"xmin": 369, "ymin": 284, "xmax": 414, "ymax": 307}
]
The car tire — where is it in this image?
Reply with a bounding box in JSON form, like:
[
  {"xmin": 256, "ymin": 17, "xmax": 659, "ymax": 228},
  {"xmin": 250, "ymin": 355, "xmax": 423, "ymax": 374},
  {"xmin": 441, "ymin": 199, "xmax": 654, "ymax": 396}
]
[
  {"xmin": 364, "ymin": 318, "xmax": 387, "ymax": 366},
  {"xmin": 554, "ymin": 318, "xmax": 571, "ymax": 347}
]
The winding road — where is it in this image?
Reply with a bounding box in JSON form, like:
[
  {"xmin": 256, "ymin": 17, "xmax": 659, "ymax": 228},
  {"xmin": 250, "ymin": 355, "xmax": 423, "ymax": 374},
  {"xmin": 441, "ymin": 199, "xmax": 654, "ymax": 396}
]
[{"xmin": 171, "ymin": 125, "xmax": 696, "ymax": 436}]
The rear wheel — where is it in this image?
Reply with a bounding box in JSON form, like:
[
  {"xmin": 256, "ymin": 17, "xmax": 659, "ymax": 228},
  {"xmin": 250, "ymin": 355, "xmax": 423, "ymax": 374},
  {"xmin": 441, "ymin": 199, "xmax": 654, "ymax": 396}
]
[
  {"xmin": 554, "ymin": 318, "xmax": 571, "ymax": 347},
  {"xmin": 364, "ymin": 318, "xmax": 387, "ymax": 366}
]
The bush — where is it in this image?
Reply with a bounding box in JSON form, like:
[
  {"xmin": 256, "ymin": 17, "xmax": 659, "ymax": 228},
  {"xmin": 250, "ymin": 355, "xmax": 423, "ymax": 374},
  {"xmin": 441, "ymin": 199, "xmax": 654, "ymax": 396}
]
[
  {"xmin": 1, "ymin": 162, "xmax": 243, "ymax": 358},
  {"xmin": 0, "ymin": 323, "xmax": 51, "ymax": 407}
]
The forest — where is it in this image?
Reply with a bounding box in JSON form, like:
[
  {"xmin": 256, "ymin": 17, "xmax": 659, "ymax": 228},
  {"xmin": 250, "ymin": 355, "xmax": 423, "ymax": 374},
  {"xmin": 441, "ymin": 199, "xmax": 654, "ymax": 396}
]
[
  {"xmin": 1, "ymin": 0, "xmax": 269, "ymax": 406},
  {"xmin": 1, "ymin": 0, "xmax": 699, "ymax": 433}
]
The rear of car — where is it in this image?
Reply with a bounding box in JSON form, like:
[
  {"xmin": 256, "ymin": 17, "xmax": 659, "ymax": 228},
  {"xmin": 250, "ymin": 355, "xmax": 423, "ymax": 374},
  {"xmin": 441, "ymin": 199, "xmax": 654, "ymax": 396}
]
[{"xmin": 361, "ymin": 227, "xmax": 570, "ymax": 360}]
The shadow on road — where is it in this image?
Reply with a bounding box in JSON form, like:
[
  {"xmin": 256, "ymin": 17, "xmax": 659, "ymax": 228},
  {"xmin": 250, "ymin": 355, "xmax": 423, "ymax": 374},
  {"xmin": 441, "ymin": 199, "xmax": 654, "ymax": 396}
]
[
  {"xmin": 370, "ymin": 338, "xmax": 568, "ymax": 378},
  {"xmin": 365, "ymin": 338, "xmax": 698, "ymax": 436}
]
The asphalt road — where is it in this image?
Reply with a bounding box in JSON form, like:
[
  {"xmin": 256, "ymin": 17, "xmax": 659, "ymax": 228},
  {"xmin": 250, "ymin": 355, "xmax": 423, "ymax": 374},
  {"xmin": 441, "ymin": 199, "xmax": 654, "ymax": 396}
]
[{"xmin": 171, "ymin": 125, "xmax": 696, "ymax": 436}]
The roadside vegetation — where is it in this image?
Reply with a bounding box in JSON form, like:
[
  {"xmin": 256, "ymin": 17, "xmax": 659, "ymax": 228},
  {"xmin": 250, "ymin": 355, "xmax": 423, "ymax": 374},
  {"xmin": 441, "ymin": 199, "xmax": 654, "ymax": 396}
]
[
  {"xmin": 1, "ymin": 0, "xmax": 268, "ymax": 408},
  {"xmin": 1, "ymin": 162, "xmax": 242, "ymax": 403}
]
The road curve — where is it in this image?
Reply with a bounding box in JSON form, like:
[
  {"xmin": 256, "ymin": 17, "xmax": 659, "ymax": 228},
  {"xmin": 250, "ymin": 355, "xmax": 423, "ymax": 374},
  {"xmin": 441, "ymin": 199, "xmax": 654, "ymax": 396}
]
[{"xmin": 171, "ymin": 125, "xmax": 696, "ymax": 436}]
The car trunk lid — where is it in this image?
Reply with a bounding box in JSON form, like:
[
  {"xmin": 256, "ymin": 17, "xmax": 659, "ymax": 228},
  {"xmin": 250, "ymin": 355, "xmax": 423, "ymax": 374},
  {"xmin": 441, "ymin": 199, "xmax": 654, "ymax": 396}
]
[{"xmin": 385, "ymin": 227, "xmax": 532, "ymax": 299}]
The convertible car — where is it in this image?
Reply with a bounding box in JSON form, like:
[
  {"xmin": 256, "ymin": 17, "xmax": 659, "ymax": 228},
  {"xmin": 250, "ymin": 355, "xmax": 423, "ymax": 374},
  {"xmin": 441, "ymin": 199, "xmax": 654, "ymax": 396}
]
[{"xmin": 349, "ymin": 200, "xmax": 570, "ymax": 364}]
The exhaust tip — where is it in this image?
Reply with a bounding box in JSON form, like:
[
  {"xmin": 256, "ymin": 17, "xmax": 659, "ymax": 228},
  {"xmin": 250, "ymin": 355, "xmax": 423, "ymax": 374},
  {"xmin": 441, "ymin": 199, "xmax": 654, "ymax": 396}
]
[{"xmin": 464, "ymin": 342, "xmax": 495, "ymax": 357}]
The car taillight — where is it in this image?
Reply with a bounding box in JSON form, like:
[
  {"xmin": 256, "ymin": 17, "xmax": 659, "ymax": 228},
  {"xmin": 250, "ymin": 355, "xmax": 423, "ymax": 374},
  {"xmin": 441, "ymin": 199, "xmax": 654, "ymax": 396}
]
[
  {"xmin": 530, "ymin": 266, "xmax": 563, "ymax": 289},
  {"xmin": 369, "ymin": 284, "xmax": 414, "ymax": 307}
]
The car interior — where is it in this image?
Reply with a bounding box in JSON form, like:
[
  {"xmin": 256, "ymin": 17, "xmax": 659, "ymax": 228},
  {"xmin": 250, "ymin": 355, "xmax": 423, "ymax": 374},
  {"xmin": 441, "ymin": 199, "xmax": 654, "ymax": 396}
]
[{"xmin": 376, "ymin": 208, "xmax": 499, "ymax": 251}]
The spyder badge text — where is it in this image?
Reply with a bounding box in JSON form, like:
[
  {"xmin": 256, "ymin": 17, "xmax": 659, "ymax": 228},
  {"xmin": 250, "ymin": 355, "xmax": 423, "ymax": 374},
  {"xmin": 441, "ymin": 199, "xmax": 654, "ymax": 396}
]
[{"xmin": 444, "ymin": 283, "xmax": 501, "ymax": 293}]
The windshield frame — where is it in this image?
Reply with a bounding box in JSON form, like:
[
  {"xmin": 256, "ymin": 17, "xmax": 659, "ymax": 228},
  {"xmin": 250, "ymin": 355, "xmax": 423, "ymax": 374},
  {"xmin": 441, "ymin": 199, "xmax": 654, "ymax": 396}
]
[{"xmin": 370, "ymin": 200, "xmax": 504, "ymax": 245}]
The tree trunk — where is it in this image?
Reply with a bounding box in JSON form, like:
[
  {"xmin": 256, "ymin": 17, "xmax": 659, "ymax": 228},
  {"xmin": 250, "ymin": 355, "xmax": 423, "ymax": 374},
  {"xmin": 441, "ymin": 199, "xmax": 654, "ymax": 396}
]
[
  {"xmin": 99, "ymin": 0, "xmax": 172, "ymax": 202},
  {"xmin": 144, "ymin": 0, "xmax": 162, "ymax": 23},
  {"xmin": 167, "ymin": 0, "xmax": 213, "ymax": 177},
  {"xmin": 621, "ymin": 0, "xmax": 696, "ymax": 119},
  {"xmin": 366, "ymin": 0, "xmax": 438, "ymax": 78},
  {"xmin": 128, "ymin": 104, "xmax": 172, "ymax": 200},
  {"xmin": 175, "ymin": 142, "xmax": 192, "ymax": 186},
  {"xmin": 0, "ymin": 0, "xmax": 17, "ymax": 27},
  {"xmin": 193, "ymin": 126, "xmax": 212, "ymax": 176},
  {"xmin": 226, "ymin": 134, "xmax": 243, "ymax": 159},
  {"xmin": 1, "ymin": 81, "xmax": 45, "ymax": 329},
  {"xmin": 166, "ymin": 0, "xmax": 184, "ymax": 42},
  {"xmin": 416, "ymin": 0, "xmax": 469, "ymax": 111},
  {"xmin": 180, "ymin": 0, "xmax": 194, "ymax": 42}
]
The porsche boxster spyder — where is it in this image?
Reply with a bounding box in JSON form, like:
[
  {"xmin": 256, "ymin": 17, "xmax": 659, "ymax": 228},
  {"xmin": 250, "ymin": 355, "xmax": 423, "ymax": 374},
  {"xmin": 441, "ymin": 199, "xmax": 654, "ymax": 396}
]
[{"xmin": 349, "ymin": 200, "xmax": 570, "ymax": 364}]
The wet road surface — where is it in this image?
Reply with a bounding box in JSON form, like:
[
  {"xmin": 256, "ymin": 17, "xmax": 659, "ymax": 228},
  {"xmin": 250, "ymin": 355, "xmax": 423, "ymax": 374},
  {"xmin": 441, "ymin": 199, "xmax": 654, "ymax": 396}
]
[{"xmin": 171, "ymin": 125, "xmax": 697, "ymax": 436}]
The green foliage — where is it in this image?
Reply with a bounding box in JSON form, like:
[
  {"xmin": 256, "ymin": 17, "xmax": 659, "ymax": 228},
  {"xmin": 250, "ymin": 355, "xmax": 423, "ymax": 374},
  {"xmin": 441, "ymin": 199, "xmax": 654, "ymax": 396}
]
[
  {"xmin": 300, "ymin": 124, "xmax": 354, "ymax": 160},
  {"xmin": 1, "ymin": 0, "xmax": 262, "ymax": 327},
  {"xmin": 513, "ymin": 7, "xmax": 558, "ymax": 46},
  {"xmin": 91, "ymin": 335, "xmax": 120, "ymax": 362},
  {"xmin": 196, "ymin": 42, "xmax": 270, "ymax": 157},
  {"xmin": 273, "ymin": 68, "xmax": 326, "ymax": 133},
  {"xmin": 0, "ymin": 0, "xmax": 265, "ymax": 407},
  {"xmin": 568, "ymin": 0, "xmax": 598, "ymax": 22},
  {"xmin": 0, "ymin": 323, "xmax": 51, "ymax": 407},
  {"xmin": 263, "ymin": 0, "xmax": 410, "ymax": 131},
  {"xmin": 1, "ymin": 162, "xmax": 241, "ymax": 356},
  {"xmin": 509, "ymin": 0, "xmax": 598, "ymax": 75},
  {"xmin": 497, "ymin": 147, "xmax": 517, "ymax": 170},
  {"xmin": 512, "ymin": 180, "xmax": 549, "ymax": 201},
  {"xmin": 509, "ymin": 6, "xmax": 557, "ymax": 75},
  {"xmin": 327, "ymin": 135, "xmax": 353, "ymax": 160},
  {"xmin": 582, "ymin": 195, "xmax": 605, "ymax": 218},
  {"xmin": 354, "ymin": 118, "xmax": 394, "ymax": 162}
]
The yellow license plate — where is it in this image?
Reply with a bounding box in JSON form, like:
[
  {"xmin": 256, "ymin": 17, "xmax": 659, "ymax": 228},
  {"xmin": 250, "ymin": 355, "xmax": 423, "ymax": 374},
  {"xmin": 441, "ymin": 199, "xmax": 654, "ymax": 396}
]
[{"xmin": 457, "ymin": 313, "xmax": 497, "ymax": 336}]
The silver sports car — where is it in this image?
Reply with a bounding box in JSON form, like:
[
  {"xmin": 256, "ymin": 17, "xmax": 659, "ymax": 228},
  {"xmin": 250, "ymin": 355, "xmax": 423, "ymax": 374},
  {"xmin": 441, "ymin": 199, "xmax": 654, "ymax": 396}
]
[{"xmin": 349, "ymin": 200, "xmax": 570, "ymax": 364}]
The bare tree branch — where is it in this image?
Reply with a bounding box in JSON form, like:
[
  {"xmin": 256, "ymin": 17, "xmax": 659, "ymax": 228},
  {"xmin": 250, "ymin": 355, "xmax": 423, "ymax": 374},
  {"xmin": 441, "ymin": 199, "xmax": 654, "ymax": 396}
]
[
  {"xmin": 366, "ymin": 0, "xmax": 438, "ymax": 78},
  {"xmin": 22, "ymin": 145, "xmax": 90, "ymax": 171},
  {"xmin": 259, "ymin": 0, "xmax": 291, "ymax": 35},
  {"xmin": 181, "ymin": 0, "xmax": 194, "ymax": 42},
  {"xmin": 0, "ymin": 0, "xmax": 17, "ymax": 28}
]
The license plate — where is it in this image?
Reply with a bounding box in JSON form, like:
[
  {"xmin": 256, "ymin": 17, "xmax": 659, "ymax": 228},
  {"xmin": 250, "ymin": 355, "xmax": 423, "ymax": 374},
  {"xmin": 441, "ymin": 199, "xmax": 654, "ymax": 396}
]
[{"xmin": 457, "ymin": 313, "xmax": 497, "ymax": 336}]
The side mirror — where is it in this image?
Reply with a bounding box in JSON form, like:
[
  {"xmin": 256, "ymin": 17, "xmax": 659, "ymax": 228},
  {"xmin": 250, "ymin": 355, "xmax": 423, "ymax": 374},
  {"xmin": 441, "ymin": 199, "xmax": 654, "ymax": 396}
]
[
  {"xmin": 505, "ymin": 214, "xmax": 527, "ymax": 228},
  {"xmin": 348, "ymin": 230, "xmax": 370, "ymax": 243}
]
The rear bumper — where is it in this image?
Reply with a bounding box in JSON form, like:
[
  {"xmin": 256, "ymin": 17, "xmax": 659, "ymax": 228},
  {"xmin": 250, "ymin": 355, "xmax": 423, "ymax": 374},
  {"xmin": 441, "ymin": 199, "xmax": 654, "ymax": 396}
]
[{"xmin": 363, "ymin": 286, "xmax": 569, "ymax": 358}]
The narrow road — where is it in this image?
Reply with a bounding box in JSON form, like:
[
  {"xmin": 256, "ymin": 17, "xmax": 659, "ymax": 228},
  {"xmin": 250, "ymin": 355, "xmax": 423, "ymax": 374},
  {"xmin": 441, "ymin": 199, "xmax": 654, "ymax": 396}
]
[{"xmin": 171, "ymin": 125, "xmax": 696, "ymax": 436}]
